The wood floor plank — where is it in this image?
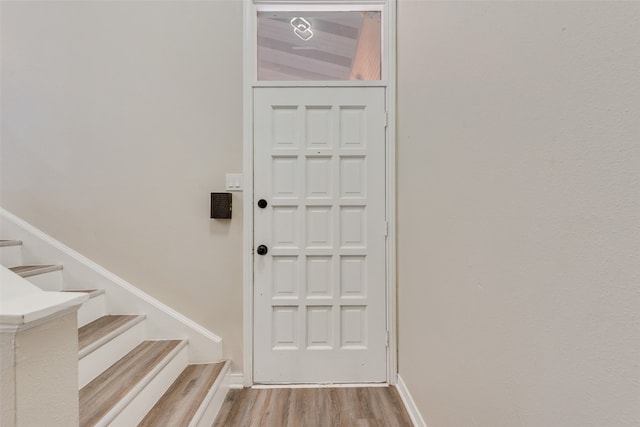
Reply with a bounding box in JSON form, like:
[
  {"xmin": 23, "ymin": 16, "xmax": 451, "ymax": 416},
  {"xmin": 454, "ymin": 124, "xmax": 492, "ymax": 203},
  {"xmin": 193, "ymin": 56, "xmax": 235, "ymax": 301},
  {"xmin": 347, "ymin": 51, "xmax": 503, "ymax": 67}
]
[
  {"xmin": 267, "ymin": 388, "xmax": 291, "ymax": 426},
  {"xmin": 248, "ymin": 388, "xmax": 274, "ymax": 426},
  {"xmin": 138, "ymin": 362, "xmax": 226, "ymax": 427},
  {"xmin": 79, "ymin": 340, "xmax": 181, "ymax": 427},
  {"xmin": 213, "ymin": 386, "xmax": 414, "ymax": 427},
  {"xmin": 297, "ymin": 388, "xmax": 322, "ymax": 427}
]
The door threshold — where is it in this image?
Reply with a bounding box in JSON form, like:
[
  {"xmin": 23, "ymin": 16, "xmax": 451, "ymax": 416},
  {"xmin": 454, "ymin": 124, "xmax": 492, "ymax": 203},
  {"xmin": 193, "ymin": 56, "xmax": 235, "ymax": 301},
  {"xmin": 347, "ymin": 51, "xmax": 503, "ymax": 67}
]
[{"xmin": 251, "ymin": 383, "xmax": 389, "ymax": 389}]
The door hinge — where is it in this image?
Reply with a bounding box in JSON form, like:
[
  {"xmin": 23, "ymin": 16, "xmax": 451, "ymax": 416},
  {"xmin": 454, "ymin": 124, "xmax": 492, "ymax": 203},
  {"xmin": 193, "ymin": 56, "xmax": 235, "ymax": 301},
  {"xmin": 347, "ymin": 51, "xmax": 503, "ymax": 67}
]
[
  {"xmin": 384, "ymin": 221, "xmax": 389, "ymax": 237},
  {"xmin": 386, "ymin": 331, "xmax": 389, "ymax": 347},
  {"xmin": 384, "ymin": 111, "xmax": 389, "ymax": 128}
]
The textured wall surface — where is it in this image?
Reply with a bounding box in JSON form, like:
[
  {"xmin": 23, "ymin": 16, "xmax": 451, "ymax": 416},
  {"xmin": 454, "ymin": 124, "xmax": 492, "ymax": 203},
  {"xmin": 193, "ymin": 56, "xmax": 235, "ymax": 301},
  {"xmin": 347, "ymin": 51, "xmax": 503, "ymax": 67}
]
[
  {"xmin": 15, "ymin": 313, "xmax": 79, "ymax": 426},
  {"xmin": 0, "ymin": 330, "xmax": 16, "ymax": 427},
  {"xmin": 397, "ymin": 1, "xmax": 640, "ymax": 426},
  {"xmin": 1, "ymin": 1, "xmax": 245, "ymax": 369}
]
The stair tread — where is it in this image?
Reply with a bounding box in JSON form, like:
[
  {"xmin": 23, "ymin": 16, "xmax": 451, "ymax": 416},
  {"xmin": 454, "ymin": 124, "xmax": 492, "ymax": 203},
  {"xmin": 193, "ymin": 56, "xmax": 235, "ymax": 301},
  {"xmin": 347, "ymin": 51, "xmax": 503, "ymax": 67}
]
[
  {"xmin": 79, "ymin": 340, "xmax": 183, "ymax": 427},
  {"xmin": 61, "ymin": 288, "xmax": 105, "ymax": 298},
  {"xmin": 78, "ymin": 314, "xmax": 144, "ymax": 353},
  {"xmin": 138, "ymin": 362, "xmax": 228, "ymax": 427},
  {"xmin": 9, "ymin": 264, "xmax": 62, "ymax": 277},
  {"xmin": 0, "ymin": 239, "xmax": 22, "ymax": 247}
]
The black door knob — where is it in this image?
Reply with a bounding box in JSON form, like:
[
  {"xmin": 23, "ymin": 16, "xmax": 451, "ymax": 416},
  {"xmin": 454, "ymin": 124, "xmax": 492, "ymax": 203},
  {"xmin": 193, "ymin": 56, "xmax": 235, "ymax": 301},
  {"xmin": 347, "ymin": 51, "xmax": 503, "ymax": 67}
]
[
  {"xmin": 257, "ymin": 199, "xmax": 268, "ymax": 209},
  {"xmin": 256, "ymin": 245, "xmax": 268, "ymax": 255}
]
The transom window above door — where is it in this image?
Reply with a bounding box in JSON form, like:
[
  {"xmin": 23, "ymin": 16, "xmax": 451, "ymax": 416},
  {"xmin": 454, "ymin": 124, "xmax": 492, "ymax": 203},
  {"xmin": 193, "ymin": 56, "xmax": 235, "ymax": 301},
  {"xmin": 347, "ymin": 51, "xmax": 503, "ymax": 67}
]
[{"xmin": 257, "ymin": 11, "xmax": 381, "ymax": 81}]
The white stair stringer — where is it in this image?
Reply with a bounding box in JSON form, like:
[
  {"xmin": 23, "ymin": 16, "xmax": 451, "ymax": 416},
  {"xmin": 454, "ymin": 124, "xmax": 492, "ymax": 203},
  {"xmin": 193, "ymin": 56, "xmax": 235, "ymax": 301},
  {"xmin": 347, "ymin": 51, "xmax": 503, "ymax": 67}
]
[
  {"xmin": 79, "ymin": 315, "xmax": 146, "ymax": 388},
  {"xmin": 99, "ymin": 340, "xmax": 189, "ymax": 427},
  {"xmin": 0, "ymin": 208, "xmax": 222, "ymax": 363},
  {"xmin": 193, "ymin": 361, "xmax": 232, "ymax": 427}
]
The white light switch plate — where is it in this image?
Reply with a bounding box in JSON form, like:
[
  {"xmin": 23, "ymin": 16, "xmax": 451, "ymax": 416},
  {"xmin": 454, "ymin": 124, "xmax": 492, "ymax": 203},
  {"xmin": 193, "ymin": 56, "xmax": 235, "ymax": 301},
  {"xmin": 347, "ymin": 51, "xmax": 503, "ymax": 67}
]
[{"xmin": 225, "ymin": 173, "xmax": 243, "ymax": 192}]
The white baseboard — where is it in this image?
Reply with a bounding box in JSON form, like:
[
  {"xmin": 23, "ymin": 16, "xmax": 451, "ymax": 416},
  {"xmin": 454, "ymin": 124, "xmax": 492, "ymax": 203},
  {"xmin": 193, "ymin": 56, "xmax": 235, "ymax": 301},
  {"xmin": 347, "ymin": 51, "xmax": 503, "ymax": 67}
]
[
  {"xmin": 228, "ymin": 372, "xmax": 244, "ymax": 389},
  {"xmin": 252, "ymin": 383, "xmax": 388, "ymax": 389},
  {"xmin": 396, "ymin": 374, "xmax": 427, "ymax": 427}
]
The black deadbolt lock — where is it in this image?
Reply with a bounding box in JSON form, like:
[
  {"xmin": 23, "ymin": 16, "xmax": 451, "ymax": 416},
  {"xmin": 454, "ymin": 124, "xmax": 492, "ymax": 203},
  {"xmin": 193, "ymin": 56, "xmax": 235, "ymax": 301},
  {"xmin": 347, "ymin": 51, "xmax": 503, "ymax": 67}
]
[
  {"xmin": 256, "ymin": 245, "xmax": 269, "ymax": 255},
  {"xmin": 257, "ymin": 199, "xmax": 268, "ymax": 209}
]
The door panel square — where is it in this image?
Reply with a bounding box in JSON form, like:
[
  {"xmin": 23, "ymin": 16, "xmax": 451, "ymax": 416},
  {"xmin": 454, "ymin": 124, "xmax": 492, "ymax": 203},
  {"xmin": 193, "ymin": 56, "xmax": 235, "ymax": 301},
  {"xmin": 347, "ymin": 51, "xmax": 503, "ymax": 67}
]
[
  {"xmin": 306, "ymin": 306, "xmax": 333, "ymax": 349},
  {"xmin": 272, "ymin": 156, "xmax": 298, "ymax": 198},
  {"xmin": 306, "ymin": 256, "xmax": 333, "ymax": 298},
  {"xmin": 341, "ymin": 306, "xmax": 367, "ymax": 349},
  {"xmin": 306, "ymin": 207, "xmax": 333, "ymax": 248},
  {"xmin": 273, "ymin": 256, "xmax": 299, "ymax": 298},
  {"xmin": 340, "ymin": 207, "xmax": 367, "ymax": 248},
  {"xmin": 272, "ymin": 107, "xmax": 298, "ymax": 147},
  {"xmin": 340, "ymin": 156, "xmax": 367, "ymax": 198},
  {"xmin": 306, "ymin": 157, "xmax": 332, "ymax": 199},
  {"xmin": 273, "ymin": 207, "xmax": 298, "ymax": 248},
  {"xmin": 340, "ymin": 107, "xmax": 366, "ymax": 148},
  {"xmin": 272, "ymin": 306, "xmax": 299, "ymax": 350},
  {"xmin": 306, "ymin": 107, "xmax": 333, "ymax": 148},
  {"xmin": 340, "ymin": 256, "xmax": 366, "ymax": 298}
]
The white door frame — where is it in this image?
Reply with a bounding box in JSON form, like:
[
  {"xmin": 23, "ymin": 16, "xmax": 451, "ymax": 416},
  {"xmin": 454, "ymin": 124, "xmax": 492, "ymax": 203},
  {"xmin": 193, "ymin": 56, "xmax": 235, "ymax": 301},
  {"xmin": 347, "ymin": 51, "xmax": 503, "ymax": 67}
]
[{"xmin": 242, "ymin": 0, "xmax": 397, "ymax": 387}]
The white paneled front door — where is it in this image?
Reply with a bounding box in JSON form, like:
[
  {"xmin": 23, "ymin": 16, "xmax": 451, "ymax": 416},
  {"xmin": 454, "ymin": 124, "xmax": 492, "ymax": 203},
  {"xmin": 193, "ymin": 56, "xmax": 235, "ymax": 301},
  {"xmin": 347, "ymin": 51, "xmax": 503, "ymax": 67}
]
[{"xmin": 253, "ymin": 87, "xmax": 387, "ymax": 383}]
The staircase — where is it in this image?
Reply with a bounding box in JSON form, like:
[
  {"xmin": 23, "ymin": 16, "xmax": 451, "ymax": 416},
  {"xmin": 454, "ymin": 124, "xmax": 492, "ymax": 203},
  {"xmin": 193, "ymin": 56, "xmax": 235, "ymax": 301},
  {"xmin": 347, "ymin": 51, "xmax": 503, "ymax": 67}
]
[{"xmin": 0, "ymin": 216, "xmax": 231, "ymax": 426}]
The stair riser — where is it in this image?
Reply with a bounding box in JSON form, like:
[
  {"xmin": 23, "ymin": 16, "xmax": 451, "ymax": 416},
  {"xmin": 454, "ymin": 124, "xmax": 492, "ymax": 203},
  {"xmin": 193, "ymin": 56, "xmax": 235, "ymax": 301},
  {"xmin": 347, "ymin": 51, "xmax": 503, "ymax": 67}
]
[
  {"xmin": 100, "ymin": 344, "xmax": 189, "ymax": 427},
  {"xmin": 0, "ymin": 245, "xmax": 22, "ymax": 267},
  {"xmin": 79, "ymin": 321, "xmax": 145, "ymax": 388},
  {"xmin": 24, "ymin": 270, "xmax": 63, "ymax": 291},
  {"xmin": 77, "ymin": 294, "xmax": 107, "ymax": 327}
]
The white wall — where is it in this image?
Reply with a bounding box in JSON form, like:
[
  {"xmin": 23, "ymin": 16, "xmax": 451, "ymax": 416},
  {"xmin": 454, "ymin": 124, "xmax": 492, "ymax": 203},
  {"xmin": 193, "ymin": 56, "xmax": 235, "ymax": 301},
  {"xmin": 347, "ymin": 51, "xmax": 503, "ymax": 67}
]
[
  {"xmin": 397, "ymin": 1, "xmax": 640, "ymax": 426},
  {"xmin": 1, "ymin": 1, "xmax": 245, "ymax": 369}
]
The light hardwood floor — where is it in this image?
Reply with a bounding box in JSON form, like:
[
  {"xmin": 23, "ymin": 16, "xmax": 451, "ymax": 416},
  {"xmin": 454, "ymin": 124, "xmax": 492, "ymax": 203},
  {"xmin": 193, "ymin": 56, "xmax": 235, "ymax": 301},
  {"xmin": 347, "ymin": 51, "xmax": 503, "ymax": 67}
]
[{"xmin": 213, "ymin": 386, "xmax": 413, "ymax": 427}]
